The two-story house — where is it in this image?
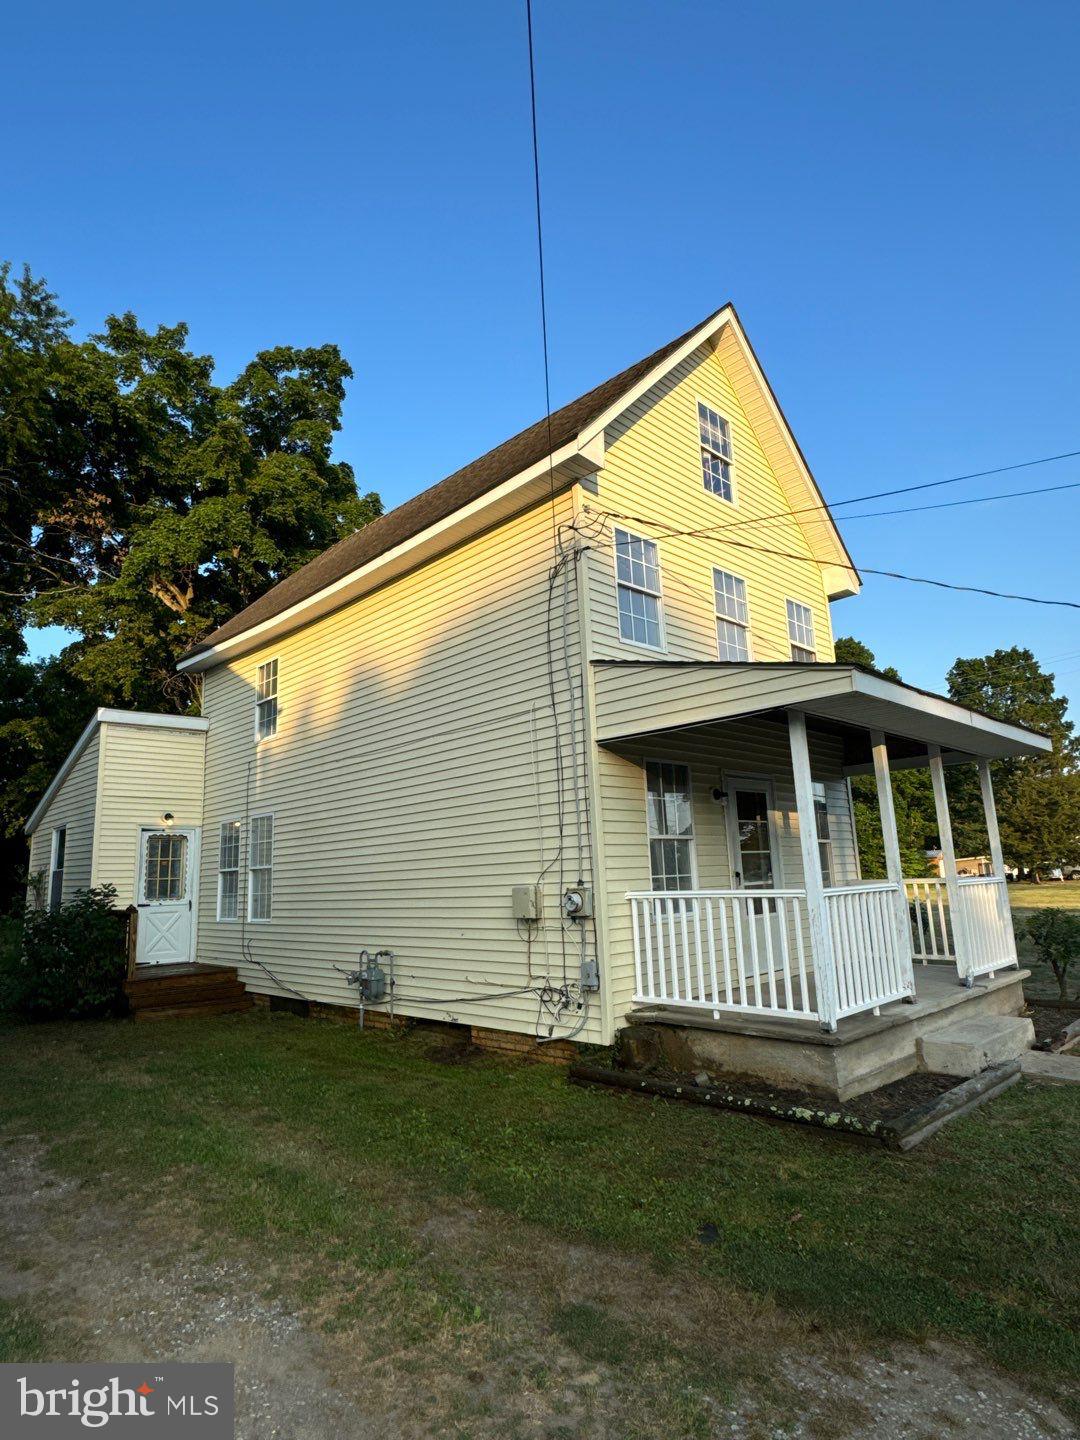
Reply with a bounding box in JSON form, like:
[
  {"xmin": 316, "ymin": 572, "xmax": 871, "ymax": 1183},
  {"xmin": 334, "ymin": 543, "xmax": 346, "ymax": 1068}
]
[{"xmin": 26, "ymin": 305, "xmax": 1049, "ymax": 1093}]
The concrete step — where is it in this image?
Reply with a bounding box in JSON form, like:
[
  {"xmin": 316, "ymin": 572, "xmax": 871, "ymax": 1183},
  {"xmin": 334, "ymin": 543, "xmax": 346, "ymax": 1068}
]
[{"xmin": 919, "ymin": 1015, "xmax": 1035, "ymax": 1078}]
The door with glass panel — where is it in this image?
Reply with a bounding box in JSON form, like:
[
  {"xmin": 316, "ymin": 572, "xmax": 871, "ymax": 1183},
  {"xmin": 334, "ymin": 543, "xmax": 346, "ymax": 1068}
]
[
  {"xmin": 724, "ymin": 778, "xmax": 785, "ymax": 996},
  {"xmin": 135, "ymin": 827, "xmax": 198, "ymax": 965}
]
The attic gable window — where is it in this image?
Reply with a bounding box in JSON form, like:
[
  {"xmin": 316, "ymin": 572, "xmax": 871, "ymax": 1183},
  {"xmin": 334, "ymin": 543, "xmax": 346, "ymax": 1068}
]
[
  {"xmin": 614, "ymin": 528, "xmax": 664, "ymax": 649},
  {"xmin": 698, "ymin": 401, "xmax": 734, "ymax": 503},
  {"xmin": 255, "ymin": 659, "xmax": 279, "ymax": 740},
  {"xmin": 787, "ymin": 600, "xmax": 817, "ymax": 661}
]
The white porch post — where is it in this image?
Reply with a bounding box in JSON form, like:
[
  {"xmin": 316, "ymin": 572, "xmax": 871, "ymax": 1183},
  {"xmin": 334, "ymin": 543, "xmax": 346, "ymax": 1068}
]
[
  {"xmin": 870, "ymin": 730, "xmax": 916, "ymax": 998},
  {"xmin": 788, "ymin": 710, "xmax": 839, "ymax": 1030},
  {"xmin": 977, "ymin": 759, "xmax": 1006, "ymax": 877},
  {"xmin": 928, "ymin": 743, "xmax": 972, "ymax": 983}
]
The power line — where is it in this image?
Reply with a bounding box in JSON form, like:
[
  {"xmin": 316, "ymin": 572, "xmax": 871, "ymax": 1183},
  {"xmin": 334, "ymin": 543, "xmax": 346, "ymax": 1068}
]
[
  {"xmin": 583, "ymin": 511, "xmax": 1080, "ymax": 610},
  {"xmin": 835, "ymin": 477, "xmax": 1080, "ymax": 522}
]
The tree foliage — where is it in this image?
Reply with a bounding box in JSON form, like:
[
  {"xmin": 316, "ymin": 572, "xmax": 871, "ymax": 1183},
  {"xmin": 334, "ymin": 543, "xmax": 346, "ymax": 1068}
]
[
  {"xmin": 0, "ymin": 262, "xmax": 381, "ymax": 903},
  {"xmin": 1023, "ymin": 907, "xmax": 1080, "ymax": 1002}
]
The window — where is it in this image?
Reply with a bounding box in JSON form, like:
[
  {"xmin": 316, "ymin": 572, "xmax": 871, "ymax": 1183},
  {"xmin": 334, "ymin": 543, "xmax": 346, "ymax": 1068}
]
[
  {"xmin": 248, "ymin": 813, "xmax": 274, "ymax": 921},
  {"xmin": 645, "ymin": 761, "xmax": 695, "ymax": 891},
  {"xmin": 698, "ymin": 401, "xmax": 734, "ymax": 503},
  {"xmin": 217, "ymin": 820, "xmax": 241, "ymax": 920},
  {"xmin": 143, "ymin": 831, "xmax": 188, "ymax": 902},
  {"xmin": 713, "ymin": 569, "xmax": 751, "ymax": 661},
  {"xmin": 48, "ymin": 827, "xmax": 66, "ymax": 912},
  {"xmin": 786, "ymin": 599, "xmax": 816, "ymax": 661},
  {"xmin": 255, "ymin": 659, "xmax": 279, "ymax": 740},
  {"xmin": 812, "ymin": 782, "xmax": 834, "ymax": 887},
  {"xmin": 614, "ymin": 528, "xmax": 664, "ymax": 649}
]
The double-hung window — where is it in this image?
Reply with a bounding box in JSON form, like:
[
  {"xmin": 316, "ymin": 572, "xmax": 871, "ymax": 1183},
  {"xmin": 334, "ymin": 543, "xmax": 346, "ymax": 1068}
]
[
  {"xmin": 645, "ymin": 761, "xmax": 695, "ymax": 891},
  {"xmin": 713, "ymin": 569, "xmax": 751, "ymax": 661},
  {"xmin": 217, "ymin": 820, "xmax": 241, "ymax": 920},
  {"xmin": 255, "ymin": 659, "xmax": 279, "ymax": 740},
  {"xmin": 698, "ymin": 401, "xmax": 734, "ymax": 503},
  {"xmin": 786, "ymin": 600, "xmax": 817, "ymax": 662},
  {"xmin": 615, "ymin": 528, "xmax": 664, "ymax": 649},
  {"xmin": 248, "ymin": 813, "xmax": 274, "ymax": 921},
  {"xmin": 812, "ymin": 782, "xmax": 834, "ymax": 887},
  {"xmin": 48, "ymin": 826, "xmax": 66, "ymax": 912}
]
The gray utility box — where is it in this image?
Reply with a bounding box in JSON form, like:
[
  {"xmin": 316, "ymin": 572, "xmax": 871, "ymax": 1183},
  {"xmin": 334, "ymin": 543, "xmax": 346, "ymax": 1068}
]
[{"xmin": 511, "ymin": 884, "xmax": 543, "ymax": 921}]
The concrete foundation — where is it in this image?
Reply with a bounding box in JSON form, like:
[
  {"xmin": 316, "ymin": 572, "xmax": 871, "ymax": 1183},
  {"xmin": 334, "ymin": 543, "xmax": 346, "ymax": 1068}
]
[{"xmin": 622, "ymin": 966, "xmax": 1030, "ymax": 1101}]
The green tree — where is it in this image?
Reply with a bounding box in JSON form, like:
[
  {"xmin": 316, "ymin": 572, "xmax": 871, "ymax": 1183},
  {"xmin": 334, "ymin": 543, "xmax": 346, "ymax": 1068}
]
[
  {"xmin": 0, "ymin": 263, "xmax": 382, "ymax": 905},
  {"xmin": 1023, "ymin": 907, "xmax": 1080, "ymax": 1002},
  {"xmin": 945, "ymin": 648, "xmax": 1080, "ymax": 878}
]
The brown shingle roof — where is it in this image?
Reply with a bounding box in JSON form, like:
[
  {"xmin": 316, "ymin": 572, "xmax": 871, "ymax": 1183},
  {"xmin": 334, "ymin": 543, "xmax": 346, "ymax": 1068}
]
[{"xmin": 185, "ymin": 305, "xmax": 729, "ymax": 657}]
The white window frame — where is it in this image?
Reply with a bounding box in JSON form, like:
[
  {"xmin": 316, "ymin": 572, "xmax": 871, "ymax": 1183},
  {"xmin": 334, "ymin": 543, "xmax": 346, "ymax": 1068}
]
[
  {"xmin": 644, "ymin": 759, "xmax": 697, "ymax": 892},
  {"xmin": 713, "ymin": 568, "xmax": 752, "ymax": 661},
  {"xmin": 614, "ymin": 527, "xmax": 666, "ymax": 652},
  {"xmin": 697, "ymin": 398, "xmax": 737, "ymax": 505},
  {"xmin": 48, "ymin": 826, "xmax": 66, "ymax": 912},
  {"xmin": 812, "ymin": 781, "xmax": 835, "ymax": 888},
  {"xmin": 786, "ymin": 599, "xmax": 817, "ymax": 662},
  {"xmin": 247, "ymin": 812, "xmax": 275, "ymax": 922},
  {"xmin": 254, "ymin": 658, "xmax": 279, "ymax": 742},
  {"xmin": 217, "ymin": 818, "xmax": 241, "ymax": 922}
]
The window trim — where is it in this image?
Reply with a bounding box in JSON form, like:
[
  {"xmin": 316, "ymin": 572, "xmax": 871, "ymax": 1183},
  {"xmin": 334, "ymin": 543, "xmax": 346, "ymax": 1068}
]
[
  {"xmin": 254, "ymin": 657, "xmax": 280, "ymax": 743},
  {"xmin": 712, "ymin": 567, "xmax": 753, "ymax": 662},
  {"xmin": 696, "ymin": 396, "xmax": 738, "ymax": 507},
  {"xmin": 247, "ymin": 812, "xmax": 275, "ymax": 923},
  {"xmin": 643, "ymin": 758, "xmax": 698, "ymax": 892},
  {"xmin": 216, "ymin": 817, "xmax": 242, "ymax": 922},
  {"xmin": 786, "ymin": 598, "xmax": 817, "ymax": 662},
  {"xmin": 613, "ymin": 526, "xmax": 666, "ymax": 652},
  {"xmin": 48, "ymin": 825, "xmax": 66, "ymax": 912}
]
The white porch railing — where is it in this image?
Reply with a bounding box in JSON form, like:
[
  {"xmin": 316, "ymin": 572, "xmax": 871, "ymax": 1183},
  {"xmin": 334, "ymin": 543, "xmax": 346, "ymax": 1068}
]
[
  {"xmin": 823, "ymin": 882, "xmax": 914, "ymax": 1019},
  {"xmin": 904, "ymin": 878, "xmax": 954, "ymax": 962},
  {"xmin": 958, "ymin": 875, "xmax": 1018, "ymax": 976},
  {"xmin": 628, "ymin": 881, "xmax": 912, "ymax": 1026}
]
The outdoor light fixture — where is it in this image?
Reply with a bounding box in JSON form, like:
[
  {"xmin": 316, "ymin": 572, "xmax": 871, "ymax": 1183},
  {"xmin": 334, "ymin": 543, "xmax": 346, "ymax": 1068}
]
[{"xmin": 161, "ymin": 812, "xmax": 175, "ymax": 826}]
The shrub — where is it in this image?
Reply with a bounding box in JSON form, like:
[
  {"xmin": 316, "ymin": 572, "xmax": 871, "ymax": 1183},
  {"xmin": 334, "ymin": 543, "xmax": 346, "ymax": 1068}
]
[
  {"xmin": 1023, "ymin": 907, "xmax": 1080, "ymax": 1003},
  {"xmin": 1, "ymin": 885, "xmax": 128, "ymax": 1021}
]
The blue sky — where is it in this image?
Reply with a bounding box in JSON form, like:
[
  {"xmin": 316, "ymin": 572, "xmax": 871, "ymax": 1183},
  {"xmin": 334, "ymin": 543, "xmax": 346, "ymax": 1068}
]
[{"xmin": 6, "ymin": 1, "xmax": 1080, "ymax": 710}]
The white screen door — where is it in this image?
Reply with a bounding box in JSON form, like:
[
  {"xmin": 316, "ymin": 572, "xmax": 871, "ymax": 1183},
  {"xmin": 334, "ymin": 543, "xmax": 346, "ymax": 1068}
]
[{"xmin": 135, "ymin": 827, "xmax": 198, "ymax": 965}]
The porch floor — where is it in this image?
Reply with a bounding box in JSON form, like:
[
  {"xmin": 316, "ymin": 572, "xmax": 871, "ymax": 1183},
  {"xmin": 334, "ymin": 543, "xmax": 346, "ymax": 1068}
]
[
  {"xmin": 629, "ymin": 964, "xmax": 1028, "ymax": 1046},
  {"xmin": 624, "ymin": 966, "xmax": 1031, "ymax": 1100}
]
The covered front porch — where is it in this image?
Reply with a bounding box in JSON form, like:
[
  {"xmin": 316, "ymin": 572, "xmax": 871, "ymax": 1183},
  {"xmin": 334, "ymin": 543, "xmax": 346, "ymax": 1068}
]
[{"xmin": 594, "ymin": 660, "xmax": 1051, "ymax": 1039}]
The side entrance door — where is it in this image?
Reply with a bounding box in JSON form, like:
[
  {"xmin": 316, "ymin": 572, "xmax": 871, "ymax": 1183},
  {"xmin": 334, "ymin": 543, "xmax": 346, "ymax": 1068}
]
[
  {"xmin": 135, "ymin": 826, "xmax": 199, "ymax": 966},
  {"xmin": 724, "ymin": 777, "xmax": 785, "ymax": 992}
]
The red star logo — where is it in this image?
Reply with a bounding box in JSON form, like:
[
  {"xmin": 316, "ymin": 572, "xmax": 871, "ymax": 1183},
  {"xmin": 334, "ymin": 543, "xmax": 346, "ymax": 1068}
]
[{"xmin": 136, "ymin": 1383, "xmax": 154, "ymax": 1396}]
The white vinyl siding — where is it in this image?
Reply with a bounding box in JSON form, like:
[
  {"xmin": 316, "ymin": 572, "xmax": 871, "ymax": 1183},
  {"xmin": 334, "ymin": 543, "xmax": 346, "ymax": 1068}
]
[
  {"xmin": 217, "ymin": 820, "xmax": 240, "ymax": 920},
  {"xmin": 787, "ymin": 599, "xmax": 816, "ymax": 662},
  {"xmin": 25, "ymin": 733, "xmax": 100, "ymax": 909},
  {"xmin": 713, "ymin": 568, "xmax": 751, "ymax": 661},
  {"xmin": 255, "ymin": 659, "xmax": 279, "ymax": 740},
  {"xmin": 614, "ymin": 528, "xmax": 664, "ymax": 649},
  {"xmin": 698, "ymin": 400, "xmax": 735, "ymax": 503},
  {"xmin": 248, "ymin": 814, "xmax": 274, "ymax": 921},
  {"xmin": 645, "ymin": 761, "xmax": 695, "ymax": 890}
]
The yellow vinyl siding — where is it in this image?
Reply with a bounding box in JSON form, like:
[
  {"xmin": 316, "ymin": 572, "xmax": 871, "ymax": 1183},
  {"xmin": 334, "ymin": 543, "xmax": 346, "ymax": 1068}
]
[
  {"xmin": 92, "ymin": 723, "xmax": 206, "ymax": 906},
  {"xmin": 585, "ymin": 341, "xmax": 836, "ymax": 666},
  {"xmin": 26, "ymin": 734, "xmax": 101, "ymax": 904},
  {"xmin": 197, "ymin": 493, "xmax": 599, "ymax": 1040}
]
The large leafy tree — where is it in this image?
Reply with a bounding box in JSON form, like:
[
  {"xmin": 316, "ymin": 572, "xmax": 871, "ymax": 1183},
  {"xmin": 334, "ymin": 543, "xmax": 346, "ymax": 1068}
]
[
  {"xmin": 0, "ymin": 262, "xmax": 381, "ymax": 902},
  {"xmin": 946, "ymin": 647, "xmax": 1080, "ymax": 877}
]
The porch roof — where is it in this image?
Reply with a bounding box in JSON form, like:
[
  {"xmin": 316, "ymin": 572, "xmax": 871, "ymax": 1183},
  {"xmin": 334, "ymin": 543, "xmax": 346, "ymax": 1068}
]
[{"xmin": 591, "ymin": 661, "xmax": 1052, "ymax": 772}]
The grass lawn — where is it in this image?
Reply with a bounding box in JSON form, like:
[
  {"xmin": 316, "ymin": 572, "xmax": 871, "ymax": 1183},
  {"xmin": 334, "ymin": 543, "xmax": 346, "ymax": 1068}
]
[
  {"xmin": 0, "ymin": 1010, "xmax": 1077, "ymax": 1434},
  {"xmin": 1008, "ymin": 880, "xmax": 1080, "ymax": 999}
]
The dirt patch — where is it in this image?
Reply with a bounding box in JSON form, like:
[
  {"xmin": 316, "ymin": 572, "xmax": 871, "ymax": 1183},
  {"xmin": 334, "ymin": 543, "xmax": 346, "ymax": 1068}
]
[
  {"xmin": 0, "ymin": 1135, "xmax": 1074, "ymax": 1439},
  {"xmin": 1026, "ymin": 1003, "xmax": 1080, "ymax": 1050}
]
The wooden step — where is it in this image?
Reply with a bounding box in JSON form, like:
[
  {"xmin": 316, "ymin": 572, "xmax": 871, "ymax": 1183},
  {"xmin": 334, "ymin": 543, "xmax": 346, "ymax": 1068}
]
[
  {"xmin": 133, "ymin": 996, "xmax": 255, "ymax": 1023},
  {"xmin": 126, "ymin": 977, "xmax": 248, "ymax": 1009}
]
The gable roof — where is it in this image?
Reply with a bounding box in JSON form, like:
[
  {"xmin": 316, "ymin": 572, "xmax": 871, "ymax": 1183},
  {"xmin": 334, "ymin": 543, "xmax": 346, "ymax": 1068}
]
[{"xmin": 181, "ymin": 304, "xmax": 859, "ymax": 667}]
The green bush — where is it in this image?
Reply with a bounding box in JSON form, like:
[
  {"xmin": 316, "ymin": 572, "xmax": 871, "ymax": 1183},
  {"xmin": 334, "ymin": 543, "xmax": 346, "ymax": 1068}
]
[
  {"xmin": 1023, "ymin": 907, "xmax": 1080, "ymax": 1003},
  {"xmin": 1, "ymin": 886, "xmax": 128, "ymax": 1021}
]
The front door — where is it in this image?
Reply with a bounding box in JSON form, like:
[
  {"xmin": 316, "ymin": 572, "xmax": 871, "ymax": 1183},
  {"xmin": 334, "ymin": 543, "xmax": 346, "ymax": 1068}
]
[
  {"xmin": 135, "ymin": 827, "xmax": 198, "ymax": 965},
  {"xmin": 725, "ymin": 778, "xmax": 784, "ymax": 992}
]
